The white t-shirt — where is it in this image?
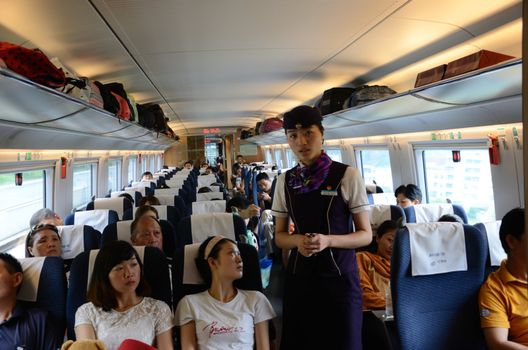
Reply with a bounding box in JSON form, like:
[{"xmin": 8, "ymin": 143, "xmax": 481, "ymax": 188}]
[
  {"xmin": 271, "ymin": 166, "xmax": 370, "ymax": 218},
  {"xmin": 75, "ymin": 297, "xmax": 173, "ymax": 350},
  {"xmin": 175, "ymin": 289, "xmax": 276, "ymax": 350}
]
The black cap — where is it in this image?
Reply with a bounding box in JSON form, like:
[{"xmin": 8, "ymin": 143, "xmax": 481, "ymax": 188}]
[{"xmin": 283, "ymin": 105, "xmax": 323, "ymax": 130}]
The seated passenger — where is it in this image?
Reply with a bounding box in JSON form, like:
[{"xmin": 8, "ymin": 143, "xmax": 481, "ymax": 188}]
[
  {"xmin": 479, "ymin": 208, "xmax": 528, "ymax": 348},
  {"xmin": 134, "ymin": 205, "xmax": 159, "ymax": 220},
  {"xmin": 183, "ymin": 161, "xmax": 193, "ymax": 170},
  {"xmin": 197, "ymin": 186, "xmax": 212, "ymax": 193},
  {"xmin": 175, "ymin": 236, "xmax": 275, "ymax": 349},
  {"xmin": 118, "ymin": 193, "xmax": 135, "ymax": 207},
  {"xmin": 130, "ymin": 216, "xmax": 163, "ymax": 251},
  {"xmin": 226, "ymin": 196, "xmax": 260, "ymax": 248},
  {"xmin": 231, "ymin": 164, "xmax": 244, "ymax": 193},
  {"xmin": 356, "ymin": 220, "xmax": 398, "ymax": 310},
  {"xmin": 29, "ymin": 208, "xmax": 64, "ymax": 227},
  {"xmin": 394, "ymin": 184, "xmax": 422, "ymax": 208},
  {"xmin": 0, "ymin": 253, "xmax": 59, "ymax": 349},
  {"xmin": 25, "ymin": 224, "xmax": 62, "ymax": 257},
  {"xmin": 139, "ymin": 196, "xmax": 161, "ymax": 206},
  {"xmin": 438, "ymin": 214, "xmax": 464, "ymax": 224},
  {"xmin": 141, "ymin": 171, "xmax": 154, "ymax": 182},
  {"xmin": 256, "ymin": 173, "xmax": 274, "ymax": 210},
  {"xmin": 75, "ymin": 241, "xmax": 173, "ymax": 349}
]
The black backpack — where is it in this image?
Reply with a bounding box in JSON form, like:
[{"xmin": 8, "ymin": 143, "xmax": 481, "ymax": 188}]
[{"xmin": 137, "ymin": 103, "xmax": 167, "ymax": 133}]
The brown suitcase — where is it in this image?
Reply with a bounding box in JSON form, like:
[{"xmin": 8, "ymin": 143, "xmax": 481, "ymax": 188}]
[
  {"xmin": 443, "ymin": 50, "xmax": 514, "ymax": 79},
  {"xmin": 414, "ymin": 64, "xmax": 447, "ymax": 87}
]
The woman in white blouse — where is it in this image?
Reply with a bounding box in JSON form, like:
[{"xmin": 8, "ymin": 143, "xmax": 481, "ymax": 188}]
[
  {"xmin": 176, "ymin": 235, "xmax": 276, "ymax": 350},
  {"xmin": 75, "ymin": 241, "xmax": 173, "ymax": 350}
]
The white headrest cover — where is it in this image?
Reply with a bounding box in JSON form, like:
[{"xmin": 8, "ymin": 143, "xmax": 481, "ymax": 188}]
[
  {"xmin": 74, "ymin": 210, "xmax": 110, "ymax": 233},
  {"xmin": 369, "ymin": 204, "xmax": 391, "ymax": 230},
  {"xmin": 190, "ymin": 213, "xmax": 235, "ymax": 243},
  {"xmin": 182, "ymin": 243, "xmax": 205, "ymax": 284},
  {"xmin": 192, "ymin": 200, "xmax": 226, "ymax": 215},
  {"xmin": 18, "ymin": 257, "xmax": 45, "ymax": 302},
  {"xmin": 95, "ymin": 197, "xmax": 124, "ymax": 220},
  {"xmin": 483, "ymin": 221, "xmax": 506, "ymax": 266},
  {"xmin": 125, "ymin": 186, "xmax": 147, "ymax": 196},
  {"xmin": 155, "ymin": 188, "xmax": 181, "ymax": 196},
  {"xmin": 117, "ymin": 220, "xmax": 134, "ymax": 242},
  {"xmin": 197, "ymin": 175, "xmax": 217, "ymax": 187},
  {"xmin": 156, "ymin": 195, "xmax": 175, "ymax": 206},
  {"xmin": 58, "ymin": 225, "xmax": 86, "ymax": 260},
  {"xmin": 196, "ymin": 186, "xmax": 221, "ymax": 193},
  {"xmin": 371, "ymin": 193, "xmax": 396, "ymax": 205},
  {"xmin": 408, "ymin": 222, "xmax": 467, "ymax": 276},
  {"xmin": 413, "ymin": 204, "xmax": 454, "ymax": 223},
  {"xmin": 152, "ymin": 205, "xmax": 168, "ymax": 220},
  {"xmin": 196, "ymin": 192, "xmax": 223, "ymax": 201}
]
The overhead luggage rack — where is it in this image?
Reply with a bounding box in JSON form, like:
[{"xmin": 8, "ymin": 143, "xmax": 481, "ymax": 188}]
[
  {"xmin": 245, "ymin": 59, "xmax": 522, "ymax": 145},
  {"xmin": 0, "ymin": 67, "xmax": 175, "ymax": 150}
]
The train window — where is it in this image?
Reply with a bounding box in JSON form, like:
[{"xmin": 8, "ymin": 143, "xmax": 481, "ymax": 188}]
[
  {"xmin": 73, "ymin": 162, "xmax": 97, "ymax": 209},
  {"xmin": 356, "ymin": 149, "xmax": 393, "ymax": 193},
  {"xmin": 325, "ymin": 147, "xmax": 343, "ymax": 163},
  {"xmin": 108, "ymin": 159, "xmax": 121, "ymax": 193},
  {"xmin": 0, "ymin": 169, "xmax": 47, "ymax": 243},
  {"xmin": 419, "ymin": 149, "xmax": 495, "ymax": 223},
  {"xmin": 285, "ymin": 149, "xmax": 297, "ymax": 168},
  {"xmin": 264, "ymin": 149, "xmax": 273, "ymax": 164},
  {"xmin": 274, "ymin": 149, "xmax": 284, "ymax": 169},
  {"xmin": 128, "ymin": 156, "xmax": 137, "ymax": 184}
]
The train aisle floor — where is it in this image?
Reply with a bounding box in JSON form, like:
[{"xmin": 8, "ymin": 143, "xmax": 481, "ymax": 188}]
[{"xmin": 263, "ymin": 260, "xmax": 284, "ymax": 346}]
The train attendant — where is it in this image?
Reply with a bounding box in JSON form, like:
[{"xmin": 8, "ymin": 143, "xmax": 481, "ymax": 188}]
[
  {"xmin": 75, "ymin": 241, "xmax": 173, "ymax": 350},
  {"xmin": 176, "ymin": 235, "xmax": 276, "ymax": 350},
  {"xmin": 272, "ymin": 105, "xmax": 372, "ymax": 350}
]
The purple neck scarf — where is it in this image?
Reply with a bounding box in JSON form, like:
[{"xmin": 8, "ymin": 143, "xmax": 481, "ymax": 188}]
[{"xmin": 287, "ymin": 151, "xmax": 332, "ymax": 194}]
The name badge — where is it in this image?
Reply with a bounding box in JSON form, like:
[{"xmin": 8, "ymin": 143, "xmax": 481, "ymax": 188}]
[{"xmin": 321, "ymin": 189, "xmax": 338, "ymax": 196}]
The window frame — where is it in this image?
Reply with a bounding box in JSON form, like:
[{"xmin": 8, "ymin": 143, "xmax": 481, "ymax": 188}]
[
  {"xmin": 128, "ymin": 155, "xmax": 138, "ymax": 184},
  {"xmin": 107, "ymin": 157, "xmax": 122, "ymax": 193},
  {"xmin": 72, "ymin": 159, "xmax": 98, "ymax": 210},
  {"xmin": 353, "ymin": 145, "xmax": 394, "ymax": 193}
]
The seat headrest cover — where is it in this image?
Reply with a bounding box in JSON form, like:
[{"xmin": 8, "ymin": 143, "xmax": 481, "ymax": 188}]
[
  {"xmin": 408, "ymin": 222, "xmax": 467, "ymax": 276},
  {"xmin": 182, "ymin": 243, "xmax": 205, "ymax": 284},
  {"xmin": 74, "ymin": 210, "xmax": 110, "ymax": 233},
  {"xmin": 125, "ymin": 186, "xmax": 146, "ymax": 196},
  {"xmin": 191, "ymin": 200, "xmax": 226, "ymax": 215},
  {"xmin": 58, "ymin": 225, "xmax": 85, "ymax": 260},
  {"xmin": 413, "ymin": 204, "xmax": 454, "ymax": 223},
  {"xmin": 18, "ymin": 257, "xmax": 45, "ymax": 302},
  {"xmin": 190, "ymin": 213, "xmax": 235, "ymax": 243},
  {"xmin": 95, "ymin": 198, "xmax": 124, "ymax": 220},
  {"xmin": 369, "ymin": 204, "xmax": 391, "ymax": 230},
  {"xmin": 196, "ymin": 192, "xmax": 223, "ymax": 201},
  {"xmin": 151, "ymin": 205, "xmax": 167, "ymax": 220},
  {"xmin": 156, "ymin": 195, "xmax": 175, "ymax": 206},
  {"xmin": 483, "ymin": 221, "xmax": 506, "ymax": 266},
  {"xmin": 195, "ymin": 185, "xmax": 221, "ymax": 193},
  {"xmin": 371, "ymin": 193, "xmax": 396, "ymax": 205},
  {"xmin": 197, "ymin": 175, "xmax": 217, "ymax": 187},
  {"xmin": 117, "ymin": 220, "xmax": 134, "ymax": 242}
]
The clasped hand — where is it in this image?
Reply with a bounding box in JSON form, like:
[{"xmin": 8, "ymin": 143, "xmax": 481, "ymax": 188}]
[{"xmin": 297, "ymin": 233, "xmax": 330, "ymax": 257}]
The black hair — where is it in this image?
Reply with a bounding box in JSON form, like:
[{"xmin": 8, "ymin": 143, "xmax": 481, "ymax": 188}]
[
  {"xmin": 134, "ymin": 205, "xmax": 159, "ymax": 220},
  {"xmin": 139, "ymin": 195, "xmax": 160, "ymax": 206},
  {"xmin": 118, "ymin": 193, "xmax": 134, "ymax": 205},
  {"xmin": 198, "ymin": 187, "xmax": 212, "ymax": 193},
  {"xmin": 0, "ymin": 253, "xmax": 23, "ymax": 274},
  {"xmin": 184, "ymin": 161, "xmax": 193, "ymax": 166},
  {"xmin": 25, "ymin": 224, "xmax": 61, "ymax": 257},
  {"xmin": 195, "ymin": 236, "xmax": 238, "ymax": 286},
  {"xmin": 394, "ymin": 184, "xmax": 422, "ymax": 202},
  {"xmin": 499, "ymin": 208, "xmax": 525, "ymax": 254},
  {"xmin": 377, "ymin": 220, "xmax": 398, "ymax": 239},
  {"xmin": 227, "ymin": 196, "xmax": 250, "ymax": 212},
  {"xmin": 256, "ymin": 172, "xmax": 270, "ymax": 182},
  {"xmin": 438, "ymin": 214, "xmax": 464, "ymax": 224},
  {"xmin": 141, "ymin": 171, "xmax": 153, "ymax": 178},
  {"xmin": 87, "ymin": 241, "xmax": 150, "ymax": 311},
  {"xmin": 236, "ymin": 155, "xmax": 244, "ymax": 159}
]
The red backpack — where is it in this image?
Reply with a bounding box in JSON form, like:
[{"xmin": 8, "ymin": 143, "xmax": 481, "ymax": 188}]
[
  {"xmin": 259, "ymin": 117, "xmax": 283, "ymax": 134},
  {"xmin": 0, "ymin": 42, "xmax": 66, "ymax": 88}
]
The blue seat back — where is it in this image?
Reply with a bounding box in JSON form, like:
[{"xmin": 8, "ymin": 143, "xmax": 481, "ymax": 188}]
[
  {"xmin": 18, "ymin": 256, "xmax": 66, "ymax": 343},
  {"xmin": 391, "ymin": 224, "xmax": 487, "ymax": 350},
  {"xmin": 67, "ymin": 246, "xmax": 172, "ymax": 339}
]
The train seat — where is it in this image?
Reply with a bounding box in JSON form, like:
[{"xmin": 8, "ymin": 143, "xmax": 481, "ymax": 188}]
[
  {"xmin": 197, "ymin": 174, "xmax": 217, "ymax": 188},
  {"xmin": 474, "ymin": 220, "xmax": 506, "ymax": 274},
  {"xmin": 367, "ymin": 192, "xmax": 397, "ymax": 205},
  {"xmin": 175, "ymin": 213, "xmax": 246, "ymax": 248},
  {"xmin": 151, "ymin": 205, "xmax": 183, "ymax": 230},
  {"xmin": 404, "ymin": 203, "xmax": 468, "ymax": 224},
  {"xmin": 124, "ymin": 185, "xmax": 154, "ymax": 197},
  {"xmin": 111, "ymin": 190, "xmax": 142, "ymax": 207},
  {"xmin": 196, "ymin": 191, "xmax": 223, "ymax": 201},
  {"xmin": 101, "ymin": 219, "xmax": 176, "ymax": 258},
  {"xmin": 65, "ymin": 209, "xmax": 119, "ymax": 234},
  {"xmin": 391, "ymin": 222, "xmax": 487, "ymax": 350},
  {"xmin": 58, "ymin": 225, "xmax": 101, "ymax": 266},
  {"xmin": 361, "ymin": 204, "xmax": 405, "ymax": 253},
  {"xmin": 18, "ymin": 256, "xmax": 67, "ymax": 344},
  {"xmin": 191, "ymin": 200, "xmax": 226, "ymax": 214},
  {"xmin": 131, "ymin": 180, "xmax": 156, "ymax": 191},
  {"xmin": 66, "ymin": 246, "xmax": 172, "ymax": 339},
  {"xmin": 195, "ymin": 185, "xmax": 222, "ymax": 192},
  {"xmin": 86, "ymin": 197, "xmax": 133, "ymax": 220},
  {"xmin": 154, "ymin": 194, "xmax": 188, "ymax": 217}
]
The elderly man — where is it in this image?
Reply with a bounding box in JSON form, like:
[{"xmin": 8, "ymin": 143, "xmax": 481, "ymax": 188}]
[
  {"xmin": 130, "ymin": 215, "xmax": 163, "ymax": 252},
  {"xmin": 0, "ymin": 253, "xmax": 59, "ymax": 349},
  {"xmin": 29, "ymin": 208, "xmax": 63, "ymax": 227}
]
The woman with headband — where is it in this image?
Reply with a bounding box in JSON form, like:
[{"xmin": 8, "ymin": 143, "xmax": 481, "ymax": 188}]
[
  {"xmin": 271, "ymin": 105, "xmax": 372, "ymax": 349},
  {"xmin": 175, "ymin": 235, "xmax": 276, "ymax": 350}
]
